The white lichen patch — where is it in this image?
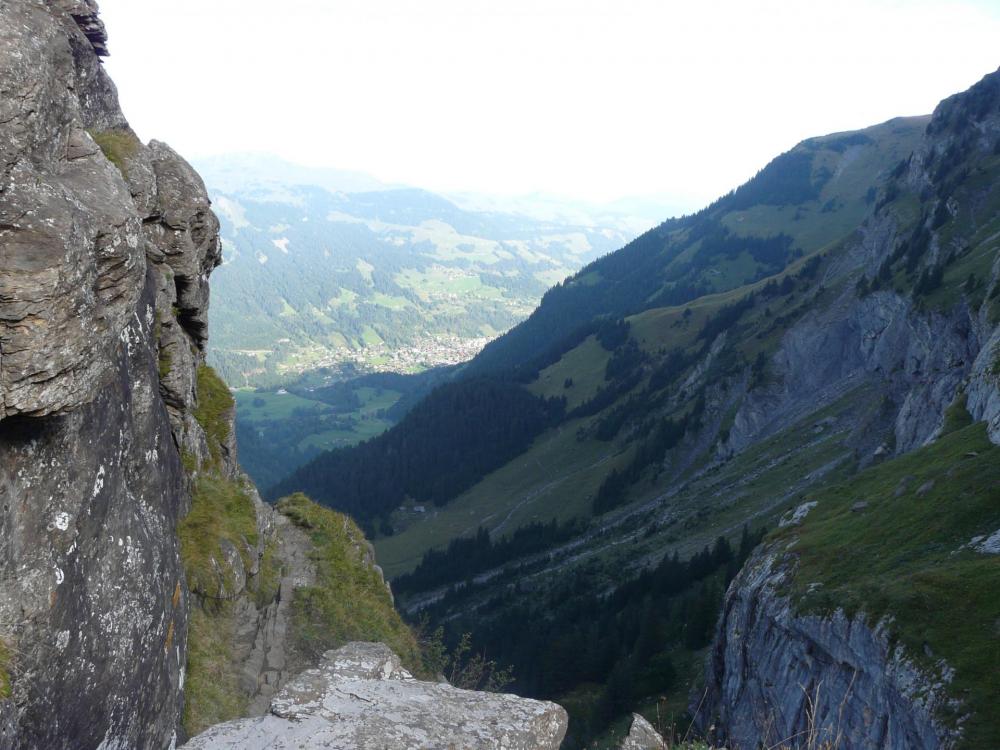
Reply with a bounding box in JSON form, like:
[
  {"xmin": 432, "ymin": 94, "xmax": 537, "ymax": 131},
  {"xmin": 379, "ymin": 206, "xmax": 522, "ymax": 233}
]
[{"xmin": 92, "ymin": 465, "xmax": 106, "ymax": 498}]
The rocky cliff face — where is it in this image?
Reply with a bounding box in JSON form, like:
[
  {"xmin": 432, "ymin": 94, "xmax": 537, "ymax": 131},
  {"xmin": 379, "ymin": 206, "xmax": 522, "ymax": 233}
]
[
  {"xmin": 0, "ymin": 2, "xmax": 215, "ymax": 747},
  {"xmin": 698, "ymin": 547, "xmax": 956, "ymax": 750},
  {"xmin": 695, "ymin": 69, "xmax": 1000, "ymax": 750},
  {"xmin": 0, "ymin": 3, "xmax": 387, "ymax": 746}
]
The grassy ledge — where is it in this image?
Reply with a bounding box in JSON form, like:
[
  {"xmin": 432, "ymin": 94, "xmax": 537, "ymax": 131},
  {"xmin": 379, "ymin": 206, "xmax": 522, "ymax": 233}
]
[
  {"xmin": 89, "ymin": 129, "xmax": 139, "ymax": 177},
  {"xmin": 178, "ymin": 474, "xmax": 257, "ymax": 599},
  {"xmin": 193, "ymin": 365, "xmax": 234, "ymax": 467},
  {"xmin": 0, "ymin": 639, "xmax": 11, "ymax": 700},
  {"xmin": 183, "ymin": 604, "xmax": 245, "ymax": 735},
  {"xmin": 180, "ymin": 364, "xmax": 262, "ymax": 736},
  {"xmin": 779, "ymin": 422, "xmax": 1000, "ymax": 747},
  {"xmin": 277, "ymin": 493, "xmax": 423, "ymax": 674}
]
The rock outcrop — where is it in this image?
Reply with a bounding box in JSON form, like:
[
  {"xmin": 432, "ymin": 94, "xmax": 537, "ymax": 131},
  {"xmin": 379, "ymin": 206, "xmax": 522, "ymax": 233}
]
[
  {"xmin": 180, "ymin": 642, "xmax": 569, "ymax": 750},
  {"xmin": 619, "ymin": 713, "xmax": 668, "ymax": 750},
  {"xmin": 697, "ymin": 548, "xmax": 956, "ymax": 750},
  {"xmin": 0, "ymin": 1, "xmax": 207, "ymax": 747}
]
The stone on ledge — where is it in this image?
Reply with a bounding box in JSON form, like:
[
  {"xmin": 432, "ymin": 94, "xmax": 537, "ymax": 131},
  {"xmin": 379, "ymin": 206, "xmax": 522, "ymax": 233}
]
[
  {"xmin": 619, "ymin": 713, "xmax": 667, "ymax": 750},
  {"xmin": 181, "ymin": 641, "xmax": 568, "ymax": 750}
]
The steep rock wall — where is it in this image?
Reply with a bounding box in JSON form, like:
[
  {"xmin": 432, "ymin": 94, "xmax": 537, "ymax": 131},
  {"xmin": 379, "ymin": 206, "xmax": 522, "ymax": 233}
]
[
  {"xmin": 698, "ymin": 548, "xmax": 955, "ymax": 750},
  {"xmin": 0, "ymin": 2, "xmax": 219, "ymax": 747}
]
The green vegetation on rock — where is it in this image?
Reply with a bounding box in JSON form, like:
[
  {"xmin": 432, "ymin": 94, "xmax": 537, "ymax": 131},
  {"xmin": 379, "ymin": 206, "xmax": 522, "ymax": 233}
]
[
  {"xmin": 782, "ymin": 423, "xmax": 1000, "ymax": 747},
  {"xmin": 941, "ymin": 392, "xmax": 973, "ymax": 436},
  {"xmin": 178, "ymin": 474, "xmax": 257, "ymax": 598},
  {"xmin": 89, "ymin": 129, "xmax": 139, "ymax": 177},
  {"xmin": 180, "ymin": 364, "xmax": 263, "ymax": 736},
  {"xmin": 182, "ymin": 603, "xmax": 245, "ymax": 736},
  {"xmin": 0, "ymin": 639, "xmax": 11, "ymax": 700},
  {"xmin": 194, "ymin": 365, "xmax": 234, "ymax": 467},
  {"xmin": 277, "ymin": 493, "xmax": 422, "ymax": 673}
]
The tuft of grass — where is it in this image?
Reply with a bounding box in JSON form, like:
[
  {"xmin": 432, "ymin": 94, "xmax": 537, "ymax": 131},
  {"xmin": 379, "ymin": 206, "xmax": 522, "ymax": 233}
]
[
  {"xmin": 182, "ymin": 604, "xmax": 246, "ymax": 737},
  {"xmin": 254, "ymin": 540, "xmax": 282, "ymax": 609},
  {"xmin": 193, "ymin": 365, "xmax": 234, "ymax": 467},
  {"xmin": 0, "ymin": 639, "xmax": 11, "ymax": 699},
  {"xmin": 158, "ymin": 348, "xmax": 173, "ymax": 380},
  {"xmin": 277, "ymin": 493, "xmax": 423, "ymax": 675},
  {"xmin": 780, "ymin": 423, "xmax": 1000, "ymax": 747},
  {"xmin": 178, "ymin": 474, "xmax": 257, "ymax": 599},
  {"xmin": 89, "ymin": 129, "xmax": 139, "ymax": 177},
  {"xmin": 940, "ymin": 392, "xmax": 972, "ymax": 436}
]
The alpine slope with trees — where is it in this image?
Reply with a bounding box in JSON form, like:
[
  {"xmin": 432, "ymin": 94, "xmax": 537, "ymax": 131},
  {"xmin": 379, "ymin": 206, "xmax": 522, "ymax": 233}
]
[{"xmin": 276, "ymin": 68, "xmax": 1000, "ymax": 749}]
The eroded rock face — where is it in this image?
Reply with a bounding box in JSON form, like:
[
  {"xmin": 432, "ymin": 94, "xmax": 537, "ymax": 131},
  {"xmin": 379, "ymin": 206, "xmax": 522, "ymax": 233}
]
[
  {"xmin": 0, "ymin": 275, "xmax": 188, "ymax": 750},
  {"xmin": 696, "ymin": 550, "xmax": 956, "ymax": 750},
  {"xmin": 0, "ymin": 1, "xmax": 221, "ymax": 748},
  {"xmin": 0, "ymin": 1, "xmax": 143, "ymax": 420},
  {"xmin": 181, "ymin": 642, "xmax": 569, "ymax": 750}
]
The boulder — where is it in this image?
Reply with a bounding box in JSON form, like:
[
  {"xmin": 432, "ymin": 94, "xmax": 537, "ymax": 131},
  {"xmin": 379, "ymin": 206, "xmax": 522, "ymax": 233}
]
[
  {"xmin": 181, "ymin": 642, "xmax": 568, "ymax": 750},
  {"xmin": 619, "ymin": 713, "xmax": 667, "ymax": 750}
]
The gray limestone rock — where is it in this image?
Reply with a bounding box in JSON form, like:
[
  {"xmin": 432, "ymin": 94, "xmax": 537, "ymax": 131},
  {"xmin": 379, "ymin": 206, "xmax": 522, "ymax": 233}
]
[
  {"xmin": 181, "ymin": 642, "xmax": 569, "ymax": 750},
  {"xmin": 972, "ymin": 529, "xmax": 1000, "ymax": 555},
  {"xmin": 0, "ymin": 273, "xmax": 188, "ymax": 750},
  {"xmin": 696, "ymin": 549, "xmax": 958, "ymax": 750},
  {"xmin": 0, "ymin": 1, "xmax": 224, "ymax": 747},
  {"xmin": 619, "ymin": 713, "xmax": 667, "ymax": 750},
  {"xmin": 0, "ymin": 1, "xmax": 145, "ymax": 420}
]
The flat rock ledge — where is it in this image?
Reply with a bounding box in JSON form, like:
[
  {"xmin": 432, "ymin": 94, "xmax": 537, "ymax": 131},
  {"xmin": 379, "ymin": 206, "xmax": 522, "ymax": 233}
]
[{"xmin": 181, "ymin": 641, "xmax": 568, "ymax": 750}]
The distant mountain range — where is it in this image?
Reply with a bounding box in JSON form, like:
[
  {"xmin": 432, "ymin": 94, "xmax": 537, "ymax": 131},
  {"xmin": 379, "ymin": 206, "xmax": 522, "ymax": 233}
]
[{"xmin": 196, "ymin": 154, "xmax": 653, "ymax": 388}]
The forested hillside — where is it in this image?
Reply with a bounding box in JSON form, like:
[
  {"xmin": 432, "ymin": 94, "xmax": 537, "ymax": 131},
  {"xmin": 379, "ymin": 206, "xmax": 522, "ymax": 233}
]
[
  {"xmin": 468, "ymin": 117, "xmax": 926, "ymax": 376},
  {"xmin": 271, "ymin": 116, "xmax": 925, "ymax": 530}
]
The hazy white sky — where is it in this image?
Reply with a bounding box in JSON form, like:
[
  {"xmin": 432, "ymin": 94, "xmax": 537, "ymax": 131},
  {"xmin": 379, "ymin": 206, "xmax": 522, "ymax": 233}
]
[{"xmin": 100, "ymin": 0, "xmax": 1000, "ymax": 206}]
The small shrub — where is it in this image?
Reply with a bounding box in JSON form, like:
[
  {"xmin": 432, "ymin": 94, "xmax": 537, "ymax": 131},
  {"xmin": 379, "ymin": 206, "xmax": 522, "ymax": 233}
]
[
  {"xmin": 941, "ymin": 392, "xmax": 973, "ymax": 436},
  {"xmin": 158, "ymin": 348, "xmax": 173, "ymax": 380}
]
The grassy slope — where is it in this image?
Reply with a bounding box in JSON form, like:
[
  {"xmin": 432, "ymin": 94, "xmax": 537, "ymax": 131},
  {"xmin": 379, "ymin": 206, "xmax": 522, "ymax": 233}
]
[
  {"xmin": 721, "ymin": 118, "xmax": 926, "ymax": 251},
  {"xmin": 376, "ymin": 422, "xmax": 633, "ymax": 576},
  {"xmin": 277, "ymin": 493, "xmax": 422, "ymax": 671},
  {"xmin": 181, "ymin": 367, "xmax": 420, "ymax": 735},
  {"xmin": 780, "ymin": 422, "xmax": 1000, "ymax": 747}
]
